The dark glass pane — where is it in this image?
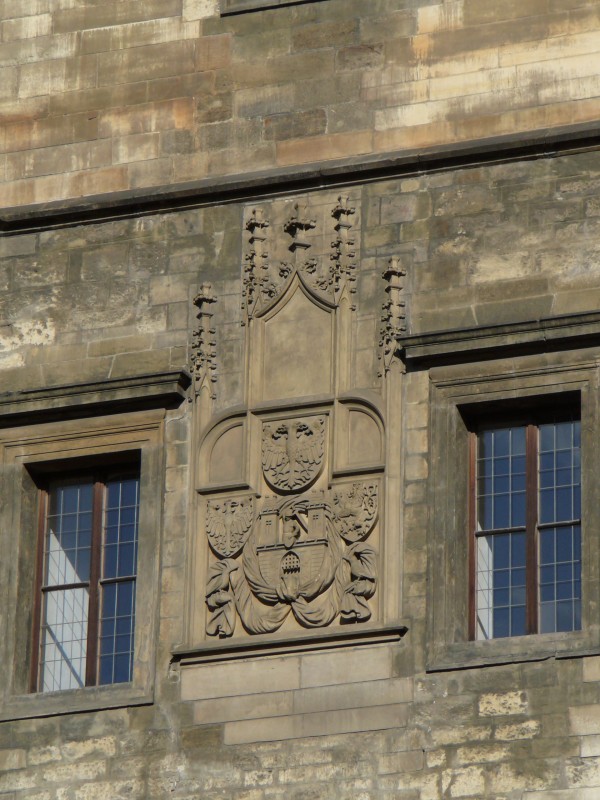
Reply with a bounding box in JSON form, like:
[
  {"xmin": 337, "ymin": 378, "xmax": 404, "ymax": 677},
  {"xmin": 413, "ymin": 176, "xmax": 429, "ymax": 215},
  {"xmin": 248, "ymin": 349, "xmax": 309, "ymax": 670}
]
[
  {"xmin": 512, "ymin": 568, "xmax": 526, "ymax": 586},
  {"xmin": 495, "ymin": 457, "xmax": 510, "ymax": 476},
  {"xmin": 116, "ymin": 583, "xmax": 133, "ymax": 616},
  {"xmin": 557, "ymin": 563, "xmax": 573, "ymax": 582},
  {"xmin": 511, "ymin": 586, "xmax": 526, "ymax": 606},
  {"xmin": 118, "ymin": 507, "xmax": 137, "ymax": 527},
  {"xmin": 511, "ymin": 493, "xmax": 526, "ymax": 527},
  {"xmin": 556, "ymin": 488, "xmax": 572, "ymax": 521},
  {"xmin": 104, "ymin": 545, "xmax": 118, "ymax": 579},
  {"xmin": 493, "ymin": 495, "xmax": 510, "ymax": 529},
  {"xmin": 62, "ymin": 486, "xmax": 80, "ymax": 515},
  {"xmin": 118, "ymin": 544, "xmax": 135, "ymax": 578},
  {"xmin": 120, "ymin": 479, "xmax": 138, "ymax": 507},
  {"xmin": 119, "ymin": 524, "xmax": 137, "ymax": 544},
  {"xmin": 540, "ymin": 584, "xmax": 555, "ymax": 602},
  {"xmin": 556, "ymin": 532, "xmax": 573, "ymax": 563},
  {"xmin": 540, "ymin": 565, "xmax": 555, "ymax": 585},
  {"xmin": 511, "ymin": 533, "xmax": 526, "ymax": 566},
  {"xmin": 540, "ymin": 489, "xmax": 554, "ymax": 524},
  {"xmin": 478, "ymin": 496, "xmax": 493, "ymax": 531},
  {"xmin": 573, "ymin": 486, "xmax": 581, "ymax": 519},
  {"xmin": 494, "ymin": 569, "xmax": 510, "ymax": 588},
  {"xmin": 555, "ymin": 423, "xmax": 572, "ymax": 450},
  {"xmin": 495, "ymin": 429, "xmax": 510, "ymax": 457},
  {"xmin": 99, "ymin": 655, "xmax": 113, "ymax": 685},
  {"xmin": 557, "ymin": 582, "xmax": 572, "ymax": 600},
  {"xmin": 557, "ymin": 601, "xmax": 573, "ymax": 632},
  {"xmin": 511, "ymin": 473, "xmax": 526, "ymax": 492},
  {"xmin": 479, "ymin": 431, "xmax": 493, "ymax": 459},
  {"xmin": 494, "ymin": 537, "xmax": 510, "ymax": 569},
  {"xmin": 494, "ymin": 588, "xmax": 509, "ymax": 606},
  {"xmin": 574, "ymin": 600, "xmax": 582, "ymax": 630},
  {"xmin": 494, "ymin": 607, "xmax": 510, "ymax": 638},
  {"xmin": 540, "ymin": 603, "xmax": 555, "ymax": 633},
  {"xmin": 114, "ymin": 654, "xmax": 132, "ymax": 684},
  {"xmin": 75, "ymin": 548, "xmax": 90, "ymax": 581},
  {"xmin": 540, "ymin": 424, "xmax": 553, "ymax": 452},
  {"xmin": 540, "ymin": 531, "xmax": 554, "ymax": 565},
  {"xmin": 512, "ymin": 429, "xmax": 526, "ymax": 455},
  {"xmin": 494, "ymin": 475, "xmax": 510, "ymax": 494},
  {"xmin": 511, "ymin": 606, "xmax": 526, "ymax": 636}
]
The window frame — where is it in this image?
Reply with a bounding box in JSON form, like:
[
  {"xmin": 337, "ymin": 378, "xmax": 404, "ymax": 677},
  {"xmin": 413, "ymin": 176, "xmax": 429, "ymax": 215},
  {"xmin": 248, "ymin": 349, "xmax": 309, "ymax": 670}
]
[
  {"xmin": 31, "ymin": 464, "xmax": 141, "ymax": 694},
  {"xmin": 426, "ymin": 354, "xmax": 600, "ymax": 671},
  {"xmin": 0, "ymin": 410, "xmax": 164, "ymax": 720},
  {"xmin": 467, "ymin": 412, "xmax": 582, "ymax": 641}
]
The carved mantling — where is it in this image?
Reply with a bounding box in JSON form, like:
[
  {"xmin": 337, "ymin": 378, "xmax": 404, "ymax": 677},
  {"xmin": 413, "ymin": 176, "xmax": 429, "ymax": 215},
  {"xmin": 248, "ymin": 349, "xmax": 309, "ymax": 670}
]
[
  {"xmin": 191, "ymin": 283, "xmax": 218, "ymax": 398},
  {"xmin": 379, "ymin": 257, "xmax": 407, "ymax": 375}
]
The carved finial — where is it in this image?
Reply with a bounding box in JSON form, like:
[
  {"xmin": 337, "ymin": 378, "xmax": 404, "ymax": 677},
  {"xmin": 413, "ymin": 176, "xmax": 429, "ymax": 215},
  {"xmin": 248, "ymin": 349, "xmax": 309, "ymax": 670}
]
[
  {"xmin": 330, "ymin": 195, "xmax": 357, "ymax": 309},
  {"xmin": 379, "ymin": 257, "xmax": 407, "ymax": 375},
  {"xmin": 332, "ymin": 195, "xmax": 356, "ymax": 222},
  {"xmin": 242, "ymin": 208, "xmax": 271, "ymax": 322},
  {"xmin": 192, "ymin": 283, "xmax": 218, "ymax": 398},
  {"xmin": 284, "ymin": 204, "xmax": 316, "ymax": 252}
]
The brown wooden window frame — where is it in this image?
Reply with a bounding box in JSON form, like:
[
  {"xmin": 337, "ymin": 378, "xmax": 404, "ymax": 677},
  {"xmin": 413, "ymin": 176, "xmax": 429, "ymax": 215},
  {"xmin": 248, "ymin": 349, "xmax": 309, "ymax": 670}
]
[
  {"xmin": 468, "ymin": 409, "xmax": 581, "ymax": 641},
  {"xmin": 30, "ymin": 462, "xmax": 140, "ymax": 694}
]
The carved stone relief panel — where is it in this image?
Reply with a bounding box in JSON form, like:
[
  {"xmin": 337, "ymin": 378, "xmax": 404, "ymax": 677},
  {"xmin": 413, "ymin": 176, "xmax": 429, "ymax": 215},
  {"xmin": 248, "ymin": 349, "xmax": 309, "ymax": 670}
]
[
  {"xmin": 192, "ymin": 186, "xmax": 391, "ymax": 643},
  {"xmin": 201, "ymin": 404, "xmax": 381, "ymax": 638}
]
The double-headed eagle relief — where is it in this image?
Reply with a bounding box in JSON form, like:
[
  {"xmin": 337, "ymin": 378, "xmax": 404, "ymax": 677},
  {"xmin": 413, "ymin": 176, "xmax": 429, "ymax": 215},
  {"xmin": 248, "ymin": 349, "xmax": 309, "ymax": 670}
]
[
  {"xmin": 262, "ymin": 416, "xmax": 325, "ymax": 492},
  {"xmin": 204, "ymin": 414, "xmax": 379, "ymax": 638}
]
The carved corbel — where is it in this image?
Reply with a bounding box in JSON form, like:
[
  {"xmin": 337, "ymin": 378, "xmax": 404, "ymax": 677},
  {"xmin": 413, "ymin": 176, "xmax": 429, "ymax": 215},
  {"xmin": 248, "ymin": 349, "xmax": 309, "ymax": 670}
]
[
  {"xmin": 330, "ymin": 196, "xmax": 357, "ymax": 309},
  {"xmin": 379, "ymin": 257, "xmax": 407, "ymax": 375},
  {"xmin": 191, "ymin": 283, "xmax": 218, "ymax": 398}
]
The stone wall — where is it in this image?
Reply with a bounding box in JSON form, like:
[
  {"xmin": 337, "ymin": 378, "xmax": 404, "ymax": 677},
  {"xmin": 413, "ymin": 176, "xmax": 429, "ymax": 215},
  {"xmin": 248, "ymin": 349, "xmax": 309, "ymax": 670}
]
[
  {"xmin": 1, "ymin": 0, "xmax": 600, "ymax": 209},
  {"xmin": 0, "ymin": 150, "xmax": 600, "ymax": 798}
]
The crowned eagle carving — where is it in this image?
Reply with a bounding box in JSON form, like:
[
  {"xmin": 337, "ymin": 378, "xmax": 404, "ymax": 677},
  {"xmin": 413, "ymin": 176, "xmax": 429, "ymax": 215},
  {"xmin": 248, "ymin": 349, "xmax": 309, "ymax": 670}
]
[
  {"xmin": 262, "ymin": 416, "xmax": 325, "ymax": 492},
  {"xmin": 206, "ymin": 497, "xmax": 255, "ymax": 558}
]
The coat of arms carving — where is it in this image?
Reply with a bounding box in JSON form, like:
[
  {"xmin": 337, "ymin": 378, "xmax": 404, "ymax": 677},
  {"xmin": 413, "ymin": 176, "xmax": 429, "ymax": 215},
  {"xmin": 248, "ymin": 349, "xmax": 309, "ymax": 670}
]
[
  {"xmin": 205, "ymin": 480, "xmax": 378, "ymax": 638},
  {"xmin": 262, "ymin": 416, "xmax": 325, "ymax": 492}
]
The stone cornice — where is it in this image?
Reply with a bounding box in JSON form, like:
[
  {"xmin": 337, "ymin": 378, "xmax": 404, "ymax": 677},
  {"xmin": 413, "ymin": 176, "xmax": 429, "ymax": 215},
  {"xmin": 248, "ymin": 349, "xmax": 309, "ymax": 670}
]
[{"xmin": 1, "ymin": 122, "xmax": 600, "ymax": 233}]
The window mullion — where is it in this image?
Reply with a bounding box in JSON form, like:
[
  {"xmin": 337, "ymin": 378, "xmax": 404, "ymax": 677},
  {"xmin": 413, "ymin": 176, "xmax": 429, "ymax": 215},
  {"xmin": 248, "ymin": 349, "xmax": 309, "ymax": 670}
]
[
  {"xmin": 85, "ymin": 480, "xmax": 104, "ymax": 687},
  {"xmin": 525, "ymin": 424, "xmax": 538, "ymax": 635}
]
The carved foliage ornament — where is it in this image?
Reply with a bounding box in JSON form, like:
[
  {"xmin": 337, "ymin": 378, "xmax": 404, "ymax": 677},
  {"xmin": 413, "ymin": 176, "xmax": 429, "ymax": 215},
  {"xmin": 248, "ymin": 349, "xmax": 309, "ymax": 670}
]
[
  {"xmin": 191, "ymin": 283, "xmax": 218, "ymax": 397},
  {"xmin": 379, "ymin": 256, "xmax": 407, "ymax": 375},
  {"xmin": 205, "ymin": 482, "xmax": 378, "ymax": 638},
  {"xmin": 242, "ymin": 198, "xmax": 357, "ymax": 320}
]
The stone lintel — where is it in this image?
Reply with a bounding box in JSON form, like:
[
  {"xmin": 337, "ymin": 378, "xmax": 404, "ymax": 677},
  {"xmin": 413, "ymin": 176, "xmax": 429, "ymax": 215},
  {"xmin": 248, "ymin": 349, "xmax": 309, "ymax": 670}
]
[
  {"xmin": 401, "ymin": 312, "xmax": 600, "ymax": 368},
  {"xmin": 0, "ymin": 370, "xmax": 191, "ymax": 427}
]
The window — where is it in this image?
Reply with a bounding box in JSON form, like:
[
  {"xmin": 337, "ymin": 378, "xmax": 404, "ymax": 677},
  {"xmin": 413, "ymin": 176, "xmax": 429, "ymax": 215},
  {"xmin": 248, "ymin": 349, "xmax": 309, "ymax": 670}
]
[
  {"xmin": 471, "ymin": 417, "xmax": 581, "ymax": 640},
  {"xmin": 31, "ymin": 469, "xmax": 140, "ymax": 693}
]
